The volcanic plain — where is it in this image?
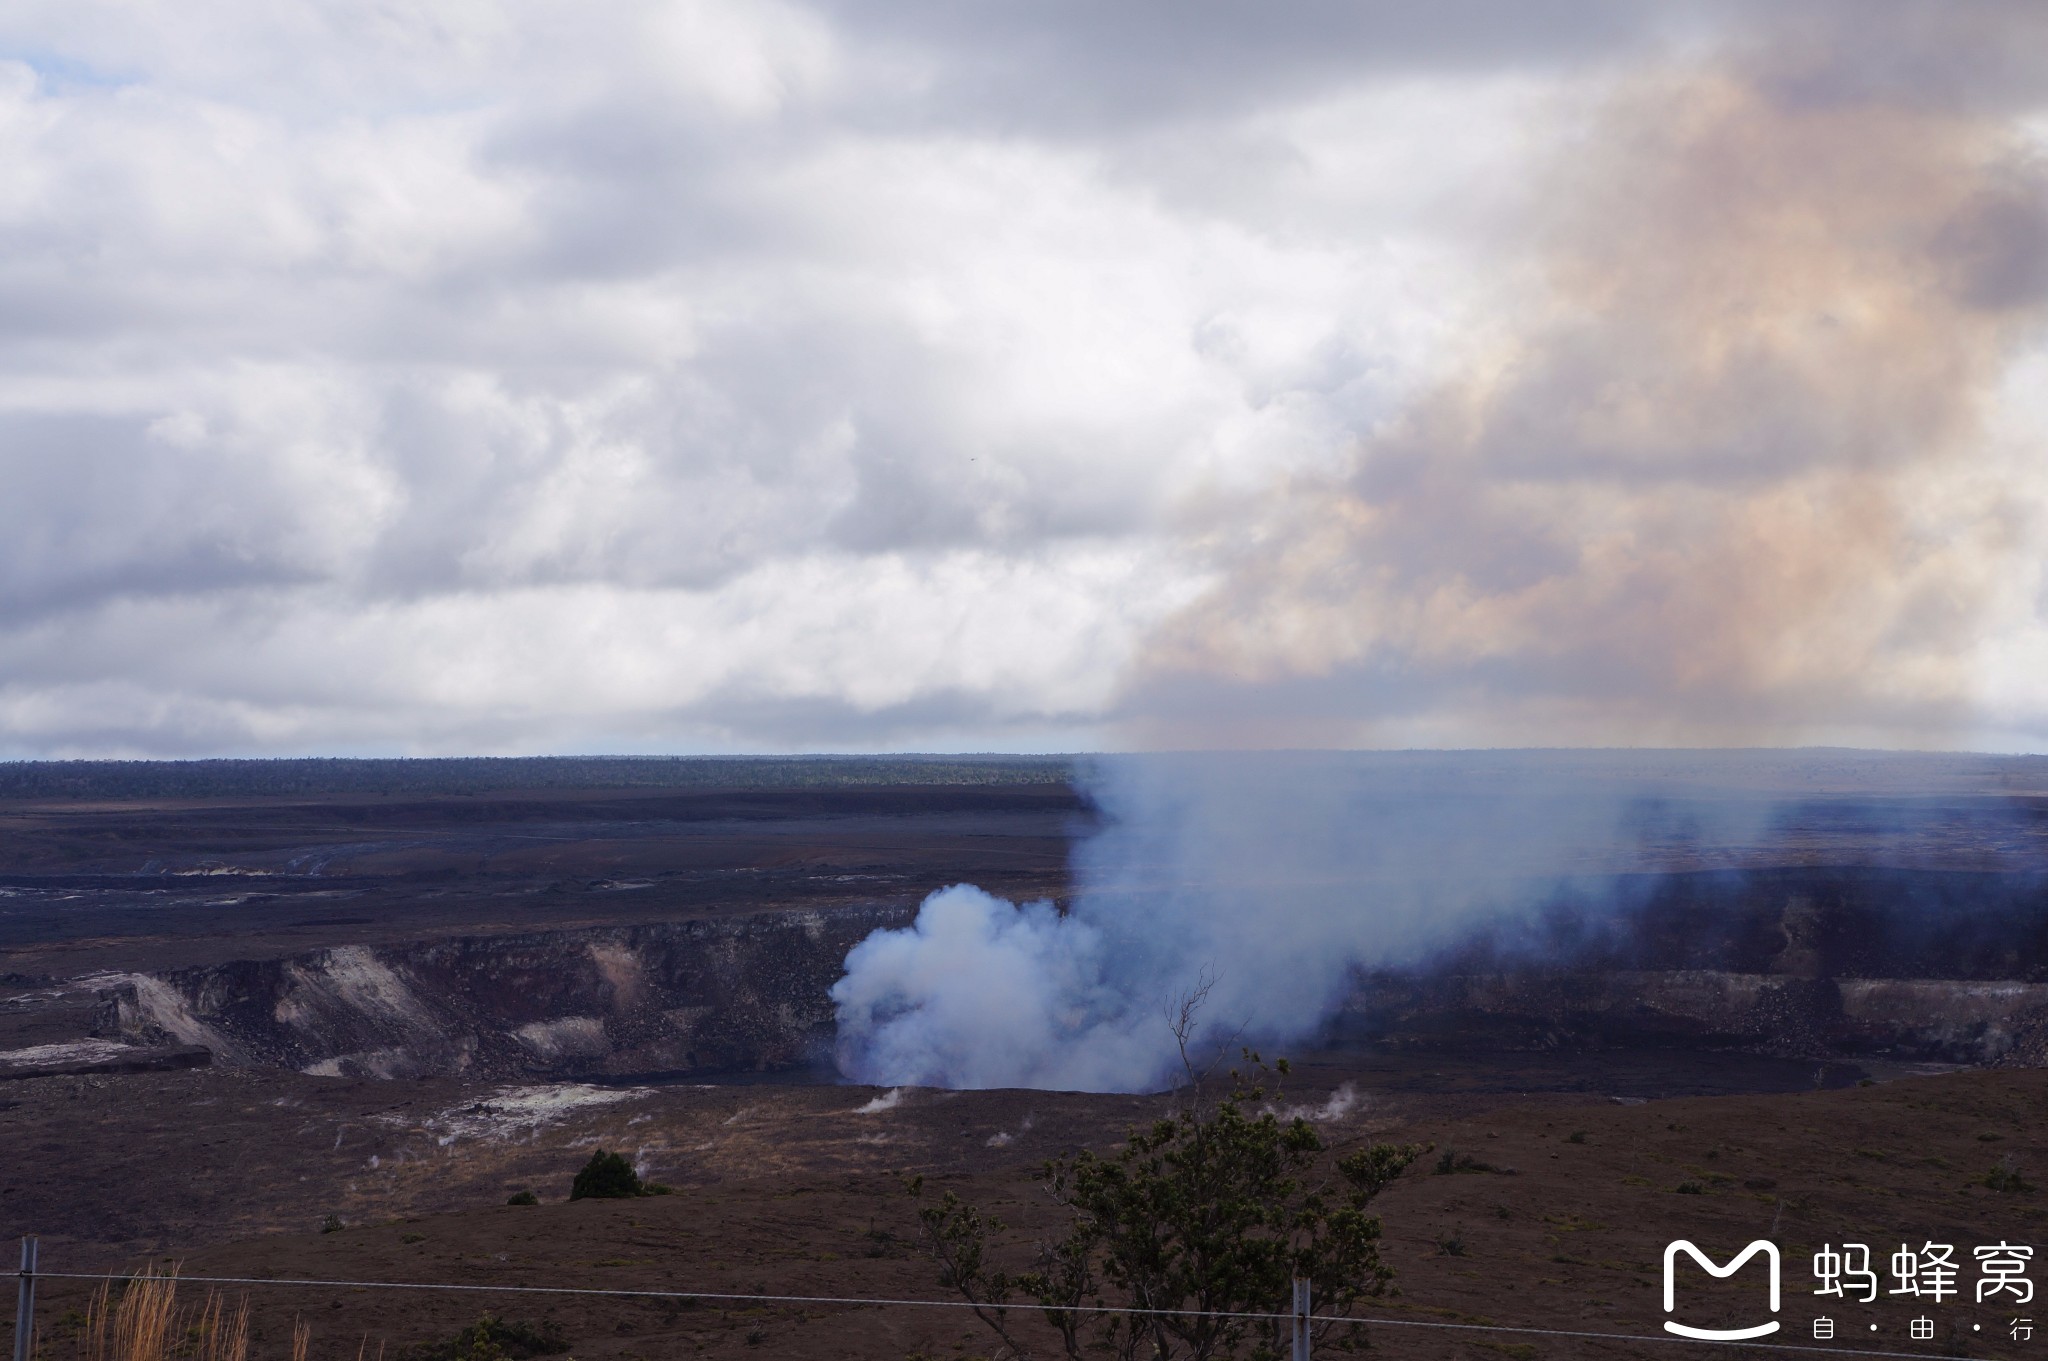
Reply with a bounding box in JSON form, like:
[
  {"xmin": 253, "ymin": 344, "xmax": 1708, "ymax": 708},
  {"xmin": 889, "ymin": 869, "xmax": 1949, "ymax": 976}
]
[{"xmin": 7, "ymin": 753, "xmax": 2048, "ymax": 1360}]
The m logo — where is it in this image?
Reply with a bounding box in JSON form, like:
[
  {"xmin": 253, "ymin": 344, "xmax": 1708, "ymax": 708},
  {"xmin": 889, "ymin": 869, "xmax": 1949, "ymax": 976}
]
[{"xmin": 1663, "ymin": 1240, "xmax": 1781, "ymax": 1340}]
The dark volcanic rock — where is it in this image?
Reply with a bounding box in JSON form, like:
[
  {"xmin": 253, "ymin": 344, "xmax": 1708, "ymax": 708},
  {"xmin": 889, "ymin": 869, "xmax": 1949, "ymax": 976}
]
[
  {"xmin": 66, "ymin": 865, "xmax": 2048, "ymax": 1078},
  {"xmin": 1337, "ymin": 866, "xmax": 2048, "ymax": 1063},
  {"xmin": 0, "ymin": 1039, "xmax": 210, "ymax": 1080},
  {"xmin": 90, "ymin": 905, "xmax": 915, "ymax": 1080}
]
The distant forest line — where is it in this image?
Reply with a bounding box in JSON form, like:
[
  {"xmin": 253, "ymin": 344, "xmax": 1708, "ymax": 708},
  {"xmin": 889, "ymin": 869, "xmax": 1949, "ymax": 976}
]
[{"xmin": 0, "ymin": 754, "xmax": 1076, "ymax": 799}]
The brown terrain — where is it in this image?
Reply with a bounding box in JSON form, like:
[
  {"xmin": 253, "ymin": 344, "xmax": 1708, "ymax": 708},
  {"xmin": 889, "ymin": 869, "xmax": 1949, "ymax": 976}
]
[
  {"xmin": 9, "ymin": 1059, "xmax": 2048, "ymax": 1359},
  {"xmin": 7, "ymin": 753, "xmax": 2048, "ymax": 1360}
]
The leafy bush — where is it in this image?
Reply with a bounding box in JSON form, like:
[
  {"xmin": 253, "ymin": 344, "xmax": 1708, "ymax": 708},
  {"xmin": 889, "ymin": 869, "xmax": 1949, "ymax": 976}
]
[
  {"xmin": 570, "ymin": 1149, "xmax": 643, "ymax": 1201},
  {"xmin": 912, "ymin": 1040, "xmax": 1418, "ymax": 1361},
  {"xmin": 1985, "ymin": 1157, "xmax": 2034, "ymax": 1193},
  {"xmin": 506, "ymin": 1190, "xmax": 539, "ymax": 1206},
  {"xmin": 1432, "ymin": 1146, "xmax": 1509, "ymax": 1175},
  {"xmin": 396, "ymin": 1315, "xmax": 568, "ymax": 1361}
]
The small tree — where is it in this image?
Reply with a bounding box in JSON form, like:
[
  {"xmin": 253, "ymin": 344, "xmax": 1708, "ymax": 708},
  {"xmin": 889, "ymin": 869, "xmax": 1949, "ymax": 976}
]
[
  {"xmin": 452, "ymin": 1316, "xmax": 507, "ymax": 1361},
  {"xmin": 569, "ymin": 1149, "xmax": 642, "ymax": 1200},
  {"xmin": 912, "ymin": 1026, "xmax": 1417, "ymax": 1359}
]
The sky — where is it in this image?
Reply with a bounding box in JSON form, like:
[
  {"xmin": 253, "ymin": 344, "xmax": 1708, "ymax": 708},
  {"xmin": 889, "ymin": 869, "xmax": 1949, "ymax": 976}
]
[{"xmin": 2, "ymin": 1, "xmax": 2047, "ymax": 756}]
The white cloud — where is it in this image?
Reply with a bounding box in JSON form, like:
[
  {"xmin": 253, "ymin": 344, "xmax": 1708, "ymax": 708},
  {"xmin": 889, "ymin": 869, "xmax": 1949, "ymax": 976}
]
[
  {"xmin": 0, "ymin": 3, "xmax": 2042, "ymax": 754},
  {"xmin": 0, "ymin": 2, "xmax": 1539, "ymax": 754}
]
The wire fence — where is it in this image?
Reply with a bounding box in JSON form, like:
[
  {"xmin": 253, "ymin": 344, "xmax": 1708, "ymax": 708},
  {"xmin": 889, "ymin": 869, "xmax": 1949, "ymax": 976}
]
[{"xmin": 9, "ymin": 1240, "xmax": 1982, "ymax": 1361}]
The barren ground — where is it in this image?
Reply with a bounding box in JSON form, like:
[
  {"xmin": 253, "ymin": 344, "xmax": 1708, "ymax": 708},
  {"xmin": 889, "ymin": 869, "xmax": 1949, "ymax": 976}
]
[
  {"xmin": 8, "ymin": 756, "xmax": 2048, "ymax": 1359},
  {"xmin": 9, "ymin": 1062, "xmax": 2048, "ymax": 1359}
]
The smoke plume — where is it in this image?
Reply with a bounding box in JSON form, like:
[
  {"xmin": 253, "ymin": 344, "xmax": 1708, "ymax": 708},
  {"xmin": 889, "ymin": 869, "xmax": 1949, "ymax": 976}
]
[
  {"xmin": 832, "ymin": 36, "xmax": 2048, "ymax": 1091},
  {"xmin": 1133, "ymin": 56, "xmax": 2048, "ymax": 747},
  {"xmin": 833, "ymin": 751, "xmax": 1769, "ymax": 1091}
]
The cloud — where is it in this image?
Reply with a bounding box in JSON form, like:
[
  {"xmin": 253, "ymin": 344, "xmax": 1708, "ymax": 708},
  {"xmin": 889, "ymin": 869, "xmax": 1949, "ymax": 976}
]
[
  {"xmin": 0, "ymin": 3, "xmax": 2043, "ymax": 753},
  {"xmin": 1126, "ymin": 53, "xmax": 2048, "ymax": 750},
  {"xmin": 799, "ymin": 0, "xmax": 1680, "ymax": 137}
]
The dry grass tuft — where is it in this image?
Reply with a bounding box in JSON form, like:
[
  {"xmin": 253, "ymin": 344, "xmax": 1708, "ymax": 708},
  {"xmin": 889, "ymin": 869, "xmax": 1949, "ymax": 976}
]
[{"xmin": 63, "ymin": 1268, "xmax": 254, "ymax": 1361}]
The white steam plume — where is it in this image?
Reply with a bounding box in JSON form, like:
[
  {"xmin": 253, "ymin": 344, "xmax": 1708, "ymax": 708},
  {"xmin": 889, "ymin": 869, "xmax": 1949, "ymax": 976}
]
[
  {"xmin": 831, "ymin": 749, "xmax": 2048, "ymax": 1091},
  {"xmin": 833, "ymin": 751, "xmax": 1724, "ymax": 1091}
]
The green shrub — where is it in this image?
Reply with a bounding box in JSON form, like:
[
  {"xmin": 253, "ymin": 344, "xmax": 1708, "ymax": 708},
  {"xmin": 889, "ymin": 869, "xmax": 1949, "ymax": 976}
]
[
  {"xmin": 1432, "ymin": 1147, "xmax": 1506, "ymax": 1175},
  {"xmin": 506, "ymin": 1190, "xmax": 539, "ymax": 1206},
  {"xmin": 1985, "ymin": 1158, "xmax": 2034, "ymax": 1193},
  {"xmin": 910, "ymin": 1047, "xmax": 1418, "ymax": 1361},
  {"xmin": 570, "ymin": 1149, "xmax": 643, "ymax": 1200},
  {"xmin": 396, "ymin": 1315, "xmax": 567, "ymax": 1361}
]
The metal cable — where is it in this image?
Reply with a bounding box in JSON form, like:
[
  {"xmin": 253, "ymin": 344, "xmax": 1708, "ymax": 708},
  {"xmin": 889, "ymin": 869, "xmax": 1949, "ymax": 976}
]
[{"xmin": 31, "ymin": 1270, "xmax": 1971, "ymax": 1358}]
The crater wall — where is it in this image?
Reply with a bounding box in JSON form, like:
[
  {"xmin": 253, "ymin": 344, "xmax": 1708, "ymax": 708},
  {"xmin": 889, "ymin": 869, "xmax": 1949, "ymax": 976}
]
[
  {"xmin": 1342, "ymin": 866, "xmax": 2048, "ymax": 1064},
  {"xmin": 90, "ymin": 904, "xmax": 913, "ymax": 1079},
  {"xmin": 76, "ymin": 866, "xmax": 2048, "ymax": 1080}
]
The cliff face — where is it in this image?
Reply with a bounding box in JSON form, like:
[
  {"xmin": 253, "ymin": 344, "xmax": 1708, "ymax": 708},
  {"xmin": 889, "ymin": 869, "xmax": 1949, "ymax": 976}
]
[
  {"xmin": 91, "ymin": 904, "xmax": 913, "ymax": 1080},
  {"xmin": 1338, "ymin": 866, "xmax": 2048, "ymax": 1064},
  {"xmin": 77, "ymin": 866, "xmax": 2048, "ymax": 1081},
  {"xmin": 1338, "ymin": 969, "xmax": 2048, "ymax": 1064}
]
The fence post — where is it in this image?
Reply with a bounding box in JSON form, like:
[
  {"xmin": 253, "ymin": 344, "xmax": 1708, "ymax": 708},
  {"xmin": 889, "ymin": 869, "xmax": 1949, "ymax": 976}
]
[
  {"xmin": 12, "ymin": 1236, "xmax": 35, "ymax": 1361},
  {"xmin": 1290, "ymin": 1276, "xmax": 1310, "ymax": 1361}
]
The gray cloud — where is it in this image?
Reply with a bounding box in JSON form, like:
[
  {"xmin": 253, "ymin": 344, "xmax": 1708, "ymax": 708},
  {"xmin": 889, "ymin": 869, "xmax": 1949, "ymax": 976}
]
[
  {"xmin": 805, "ymin": 0, "xmax": 1668, "ymax": 134},
  {"xmin": 1126, "ymin": 43, "xmax": 2048, "ymax": 750},
  {"xmin": 0, "ymin": 3, "xmax": 2043, "ymax": 754}
]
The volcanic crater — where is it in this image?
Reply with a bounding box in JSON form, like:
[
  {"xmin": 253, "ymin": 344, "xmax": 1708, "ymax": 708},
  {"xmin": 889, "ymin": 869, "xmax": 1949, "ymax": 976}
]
[{"xmin": 8, "ymin": 753, "xmax": 2048, "ymax": 1360}]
